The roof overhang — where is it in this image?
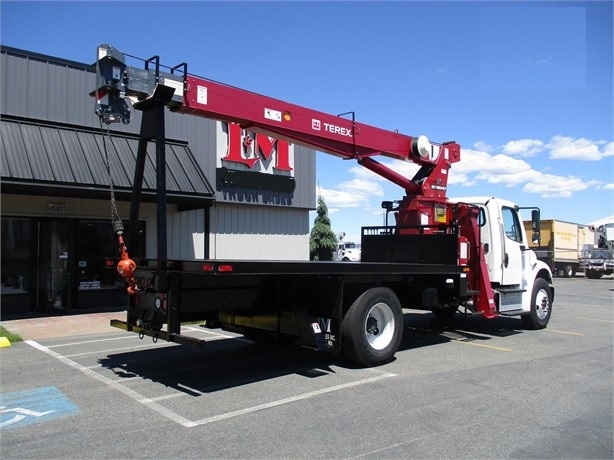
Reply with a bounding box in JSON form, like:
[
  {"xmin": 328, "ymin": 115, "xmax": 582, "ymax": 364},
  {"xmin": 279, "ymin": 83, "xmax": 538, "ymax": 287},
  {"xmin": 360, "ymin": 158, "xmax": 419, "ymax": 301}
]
[{"xmin": 1, "ymin": 116, "xmax": 215, "ymax": 210}]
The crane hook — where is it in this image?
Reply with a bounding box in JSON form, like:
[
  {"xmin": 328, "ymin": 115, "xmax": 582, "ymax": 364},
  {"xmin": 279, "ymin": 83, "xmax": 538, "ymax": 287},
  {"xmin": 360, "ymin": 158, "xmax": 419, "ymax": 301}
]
[{"xmin": 116, "ymin": 233, "xmax": 138, "ymax": 295}]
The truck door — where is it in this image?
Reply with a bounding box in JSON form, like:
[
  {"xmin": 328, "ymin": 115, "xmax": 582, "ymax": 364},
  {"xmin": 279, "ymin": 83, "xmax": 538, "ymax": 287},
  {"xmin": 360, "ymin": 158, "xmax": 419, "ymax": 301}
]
[{"xmin": 500, "ymin": 206, "xmax": 524, "ymax": 286}]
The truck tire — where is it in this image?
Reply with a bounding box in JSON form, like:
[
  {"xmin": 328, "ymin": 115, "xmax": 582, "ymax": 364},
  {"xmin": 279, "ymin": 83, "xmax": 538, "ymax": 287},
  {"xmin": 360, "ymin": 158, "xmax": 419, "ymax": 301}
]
[
  {"xmin": 562, "ymin": 264, "xmax": 574, "ymax": 278},
  {"xmin": 521, "ymin": 278, "xmax": 552, "ymax": 330},
  {"xmin": 341, "ymin": 287, "xmax": 403, "ymax": 367}
]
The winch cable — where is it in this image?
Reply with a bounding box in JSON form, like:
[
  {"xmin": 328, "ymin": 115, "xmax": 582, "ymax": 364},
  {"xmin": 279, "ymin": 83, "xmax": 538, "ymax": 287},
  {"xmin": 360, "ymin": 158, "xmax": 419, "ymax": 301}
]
[
  {"xmin": 100, "ymin": 120, "xmax": 138, "ymax": 294},
  {"xmin": 100, "ymin": 119, "xmax": 123, "ymax": 232}
]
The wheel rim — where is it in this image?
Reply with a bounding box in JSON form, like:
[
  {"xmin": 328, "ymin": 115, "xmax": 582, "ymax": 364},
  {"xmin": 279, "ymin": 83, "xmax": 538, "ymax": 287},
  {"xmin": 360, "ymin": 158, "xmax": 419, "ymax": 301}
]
[
  {"xmin": 534, "ymin": 288, "xmax": 550, "ymax": 320},
  {"xmin": 364, "ymin": 302, "xmax": 395, "ymax": 350}
]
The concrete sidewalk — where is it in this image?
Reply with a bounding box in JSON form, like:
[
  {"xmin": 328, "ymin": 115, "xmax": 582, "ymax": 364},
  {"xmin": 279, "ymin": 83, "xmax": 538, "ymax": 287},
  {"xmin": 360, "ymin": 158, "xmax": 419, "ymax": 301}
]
[{"xmin": 0, "ymin": 309, "xmax": 127, "ymax": 341}]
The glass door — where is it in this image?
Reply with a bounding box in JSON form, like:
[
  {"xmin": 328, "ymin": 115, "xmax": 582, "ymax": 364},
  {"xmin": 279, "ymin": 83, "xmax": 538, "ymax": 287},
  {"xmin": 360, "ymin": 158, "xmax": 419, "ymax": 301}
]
[{"xmin": 38, "ymin": 220, "xmax": 73, "ymax": 310}]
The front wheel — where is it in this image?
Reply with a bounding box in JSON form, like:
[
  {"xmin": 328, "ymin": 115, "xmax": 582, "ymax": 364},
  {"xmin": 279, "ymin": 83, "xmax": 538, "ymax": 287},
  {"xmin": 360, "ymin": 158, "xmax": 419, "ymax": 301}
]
[
  {"xmin": 521, "ymin": 278, "xmax": 552, "ymax": 330},
  {"xmin": 341, "ymin": 287, "xmax": 403, "ymax": 367}
]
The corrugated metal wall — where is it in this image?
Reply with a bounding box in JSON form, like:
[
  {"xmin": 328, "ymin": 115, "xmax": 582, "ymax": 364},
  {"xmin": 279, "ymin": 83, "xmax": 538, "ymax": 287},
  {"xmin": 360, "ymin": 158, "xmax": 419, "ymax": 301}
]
[
  {"xmin": 209, "ymin": 203, "xmax": 309, "ymax": 260},
  {"xmin": 1, "ymin": 47, "xmax": 316, "ymax": 261}
]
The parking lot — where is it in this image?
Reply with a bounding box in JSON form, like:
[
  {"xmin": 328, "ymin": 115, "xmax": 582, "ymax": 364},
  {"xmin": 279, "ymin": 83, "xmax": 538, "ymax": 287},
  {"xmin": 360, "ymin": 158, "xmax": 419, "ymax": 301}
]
[{"xmin": 1, "ymin": 276, "xmax": 612, "ymax": 459}]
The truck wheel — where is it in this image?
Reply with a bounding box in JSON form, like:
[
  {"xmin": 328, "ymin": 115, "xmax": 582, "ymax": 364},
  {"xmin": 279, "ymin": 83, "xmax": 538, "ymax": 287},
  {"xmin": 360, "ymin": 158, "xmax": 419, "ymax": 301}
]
[
  {"xmin": 521, "ymin": 278, "xmax": 552, "ymax": 330},
  {"xmin": 341, "ymin": 287, "xmax": 403, "ymax": 367},
  {"xmin": 562, "ymin": 264, "xmax": 574, "ymax": 278}
]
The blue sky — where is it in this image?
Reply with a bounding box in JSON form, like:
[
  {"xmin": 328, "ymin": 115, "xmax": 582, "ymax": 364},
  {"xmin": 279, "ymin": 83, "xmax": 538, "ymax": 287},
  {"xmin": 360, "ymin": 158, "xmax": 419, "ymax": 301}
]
[{"xmin": 2, "ymin": 1, "xmax": 612, "ymax": 242}]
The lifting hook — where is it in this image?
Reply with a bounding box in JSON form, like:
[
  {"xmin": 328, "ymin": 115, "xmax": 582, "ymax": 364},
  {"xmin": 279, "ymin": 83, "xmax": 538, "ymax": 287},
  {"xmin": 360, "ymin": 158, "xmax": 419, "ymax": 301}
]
[{"xmin": 114, "ymin": 221, "xmax": 138, "ymax": 295}]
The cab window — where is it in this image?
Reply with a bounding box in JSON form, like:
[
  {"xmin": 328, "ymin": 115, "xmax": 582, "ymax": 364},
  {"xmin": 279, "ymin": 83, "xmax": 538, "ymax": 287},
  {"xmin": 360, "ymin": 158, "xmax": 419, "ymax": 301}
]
[{"xmin": 502, "ymin": 207, "xmax": 522, "ymax": 243}]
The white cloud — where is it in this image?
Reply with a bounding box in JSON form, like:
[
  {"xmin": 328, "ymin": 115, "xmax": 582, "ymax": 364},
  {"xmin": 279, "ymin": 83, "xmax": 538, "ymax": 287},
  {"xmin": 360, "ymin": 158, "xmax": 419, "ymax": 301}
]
[
  {"xmin": 522, "ymin": 174, "xmax": 589, "ymax": 198},
  {"xmin": 318, "ymin": 172, "xmax": 384, "ymax": 212},
  {"xmin": 474, "ymin": 155, "xmax": 540, "ymax": 188},
  {"xmin": 502, "ymin": 138, "xmax": 544, "ymax": 157},
  {"xmin": 456, "ymin": 149, "xmax": 533, "ymax": 175},
  {"xmin": 473, "ymin": 141, "xmax": 493, "ymax": 152},
  {"xmin": 338, "ymin": 178, "xmax": 384, "ymax": 197},
  {"xmin": 448, "ymin": 171, "xmax": 476, "ymax": 187},
  {"xmin": 498, "ymin": 135, "xmax": 612, "ymax": 161},
  {"xmin": 548, "ymin": 135, "xmax": 602, "ymax": 160},
  {"xmin": 319, "ymin": 133, "xmax": 612, "ymax": 214},
  {"xmin": 454, "ymin": 146, "xmax": 594, "ymax": 197},
  {"xmin": 602, "ymin": 142, "xmax": 614, "ymax": 157},
  {"xmin": 318, "ymin": 187, "xmax": 364, "ymax": 210}
]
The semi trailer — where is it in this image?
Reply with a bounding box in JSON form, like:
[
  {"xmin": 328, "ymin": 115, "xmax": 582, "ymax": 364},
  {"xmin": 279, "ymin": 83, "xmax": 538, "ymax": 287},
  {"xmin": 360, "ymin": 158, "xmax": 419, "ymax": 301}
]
[{"xmin": 522, "ymin": 219, "xmax": 591, "ymax": 278}]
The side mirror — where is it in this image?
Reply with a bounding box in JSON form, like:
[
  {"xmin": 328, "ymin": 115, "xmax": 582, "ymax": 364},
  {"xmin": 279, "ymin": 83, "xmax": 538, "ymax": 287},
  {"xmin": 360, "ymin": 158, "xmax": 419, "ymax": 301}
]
[
  {"xmin": 531, "ymin": 209, "xmax": 541, "ymax": 244},
  {"xmin": 531, "ymin": 209, "xmax": 540, "ymax": 231}
]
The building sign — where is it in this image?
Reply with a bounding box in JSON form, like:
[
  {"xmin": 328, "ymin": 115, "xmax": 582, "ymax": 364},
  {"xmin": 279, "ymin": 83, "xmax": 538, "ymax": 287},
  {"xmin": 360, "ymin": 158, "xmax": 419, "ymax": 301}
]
[{"xmin": 216, "ymin": 122, "xmax": 295, "ymax": 193}]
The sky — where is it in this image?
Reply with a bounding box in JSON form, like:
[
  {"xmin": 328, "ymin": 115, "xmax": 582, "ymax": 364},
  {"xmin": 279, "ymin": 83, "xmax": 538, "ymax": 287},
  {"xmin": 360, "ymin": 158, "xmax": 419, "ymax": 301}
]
[{"xmin": 1, "ymin": 0, "xmax": 613, "ymax": 243}]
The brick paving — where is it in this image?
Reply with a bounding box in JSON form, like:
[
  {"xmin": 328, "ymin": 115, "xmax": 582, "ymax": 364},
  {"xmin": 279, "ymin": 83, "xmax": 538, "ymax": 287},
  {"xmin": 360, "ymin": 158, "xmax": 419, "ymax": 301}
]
[{"xmin": 0, "ymin": 310, "xmax": 126, "ymax": 341}]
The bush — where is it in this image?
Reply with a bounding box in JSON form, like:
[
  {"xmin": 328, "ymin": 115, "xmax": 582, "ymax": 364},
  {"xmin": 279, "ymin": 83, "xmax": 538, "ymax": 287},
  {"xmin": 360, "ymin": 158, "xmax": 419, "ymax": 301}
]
[{"xmin": 0, "ymin": 325, "xmax": 23, "ymax": 343}]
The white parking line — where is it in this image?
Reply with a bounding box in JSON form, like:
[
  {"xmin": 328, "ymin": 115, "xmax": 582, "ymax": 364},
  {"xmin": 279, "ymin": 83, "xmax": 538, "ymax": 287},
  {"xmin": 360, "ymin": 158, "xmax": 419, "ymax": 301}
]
[
  {"xmin": 25, "ymin": 339, "xmax": 396, "ymax": 428},
  {"xmin": 48, "ymin": 336, "xmax": 137, "ymax": 348},
  {"xmin": 546, "ymin": 329, "xmax": 584, "ymax": 336},
  {"xmin": 63, "ymin": 342, "xmax": 176, "ymax": 358},
  {"xmin": 26, "ymin": 340, "xmax": 194, "ymax": 427},
  {"xmin": 185, "ymin": 372, "xmax": 396, "ymax": 428},
  {"xmin": 60, "ymin": 335, "xmax": 230, "ymax": 358},
  {"xmin": 46, "ymin": 327, "xmax": 238, "ymax": 351},
  {"xmin": 181, "ymin": 326, "xmax": 239, "ymax": 339}
]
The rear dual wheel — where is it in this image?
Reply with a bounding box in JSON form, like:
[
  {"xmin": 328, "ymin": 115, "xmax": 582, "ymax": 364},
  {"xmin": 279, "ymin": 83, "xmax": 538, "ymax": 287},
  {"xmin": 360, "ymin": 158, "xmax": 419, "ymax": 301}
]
[{"xmin": 341, "ymin": 287, "xmax": 403, "ymax": 367}]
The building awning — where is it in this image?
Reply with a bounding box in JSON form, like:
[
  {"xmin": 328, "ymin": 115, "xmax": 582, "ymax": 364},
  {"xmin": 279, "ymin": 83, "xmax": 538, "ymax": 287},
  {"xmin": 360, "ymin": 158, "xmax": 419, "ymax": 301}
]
[{"xmin": 0, "ymin": 116, "xmax": 214, "ymax": 208}]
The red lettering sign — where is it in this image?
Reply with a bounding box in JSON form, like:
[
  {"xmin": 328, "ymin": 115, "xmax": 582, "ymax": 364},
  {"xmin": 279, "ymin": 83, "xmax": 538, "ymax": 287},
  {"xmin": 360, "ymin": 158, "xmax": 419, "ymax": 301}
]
[{"xmin": 222, "ymin": 122, "xmax": 293, "ymax": 172}]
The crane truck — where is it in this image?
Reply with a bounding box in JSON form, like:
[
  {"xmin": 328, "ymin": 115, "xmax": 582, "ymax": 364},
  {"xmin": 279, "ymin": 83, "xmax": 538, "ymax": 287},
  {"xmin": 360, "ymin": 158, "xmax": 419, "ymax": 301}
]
[{"xmin": 93, "ymin": 44, "xmax": 554, "ymax": 367}]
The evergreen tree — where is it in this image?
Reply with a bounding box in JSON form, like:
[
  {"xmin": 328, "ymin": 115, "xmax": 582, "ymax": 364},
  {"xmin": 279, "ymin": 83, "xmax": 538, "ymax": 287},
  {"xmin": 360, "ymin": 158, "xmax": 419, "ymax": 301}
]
[{"xmin": 309, "ymin": 195, "xmax": 338, "ymax": 261}]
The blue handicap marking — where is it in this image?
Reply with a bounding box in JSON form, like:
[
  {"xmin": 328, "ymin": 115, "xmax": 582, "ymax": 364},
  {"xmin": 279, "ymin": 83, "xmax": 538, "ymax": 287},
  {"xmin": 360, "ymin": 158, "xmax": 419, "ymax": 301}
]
[{"xmin": 0, "ymin": 386, "xmax": 79, "ymax": 429}]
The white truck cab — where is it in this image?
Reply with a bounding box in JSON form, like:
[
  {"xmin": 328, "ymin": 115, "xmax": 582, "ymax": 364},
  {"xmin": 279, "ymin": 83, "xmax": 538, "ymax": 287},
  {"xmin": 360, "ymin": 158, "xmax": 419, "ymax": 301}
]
[
  {"xmin": 452, "ymin": 196, "xmax": 554, "ymax": 323},
  {"xmin": 337, "ymin": 241, "xmax": 362, "ymax": 262}
]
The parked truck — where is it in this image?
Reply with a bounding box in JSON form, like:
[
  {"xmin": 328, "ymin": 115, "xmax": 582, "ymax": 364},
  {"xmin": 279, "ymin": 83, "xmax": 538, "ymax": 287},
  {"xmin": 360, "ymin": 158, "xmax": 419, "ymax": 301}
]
[
  {"xmin": 336, "ymin": 234, "xmax": 362, "ymax": 262},
  {"xmin": 580, "ymin": 221, "xmax": 614, "ymax": 279},
  {"xmin": 93, "ymin": 44, "xmax": 554, "ymax": 367},
  {"xmin": 522, "ymin": 219, "xmax": 591, "ymax": 278}
]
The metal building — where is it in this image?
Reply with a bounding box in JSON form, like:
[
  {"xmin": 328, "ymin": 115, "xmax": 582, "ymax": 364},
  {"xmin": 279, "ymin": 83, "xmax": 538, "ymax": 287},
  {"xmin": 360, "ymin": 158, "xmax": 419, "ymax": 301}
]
[{"xmin": 0, "ymin": 45, "xmax": 316, "ymax": 317}]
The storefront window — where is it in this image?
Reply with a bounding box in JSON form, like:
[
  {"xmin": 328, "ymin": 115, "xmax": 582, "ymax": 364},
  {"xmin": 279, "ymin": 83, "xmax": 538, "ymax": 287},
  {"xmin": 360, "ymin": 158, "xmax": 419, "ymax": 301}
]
[
  {"xmin": 76, "ymin": 220, "xmax": 145, "ymax": 291},
  {"xmin": 1, "ymin": 218, "xmax": 33, "ymax": 296}
]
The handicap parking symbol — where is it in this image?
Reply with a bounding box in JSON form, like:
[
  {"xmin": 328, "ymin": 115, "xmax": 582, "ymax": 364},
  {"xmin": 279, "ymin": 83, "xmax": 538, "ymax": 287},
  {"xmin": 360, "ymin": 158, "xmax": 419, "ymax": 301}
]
[{"xmin": 0, "ymin": 386, "xmax": 79, "ymax": 429}]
